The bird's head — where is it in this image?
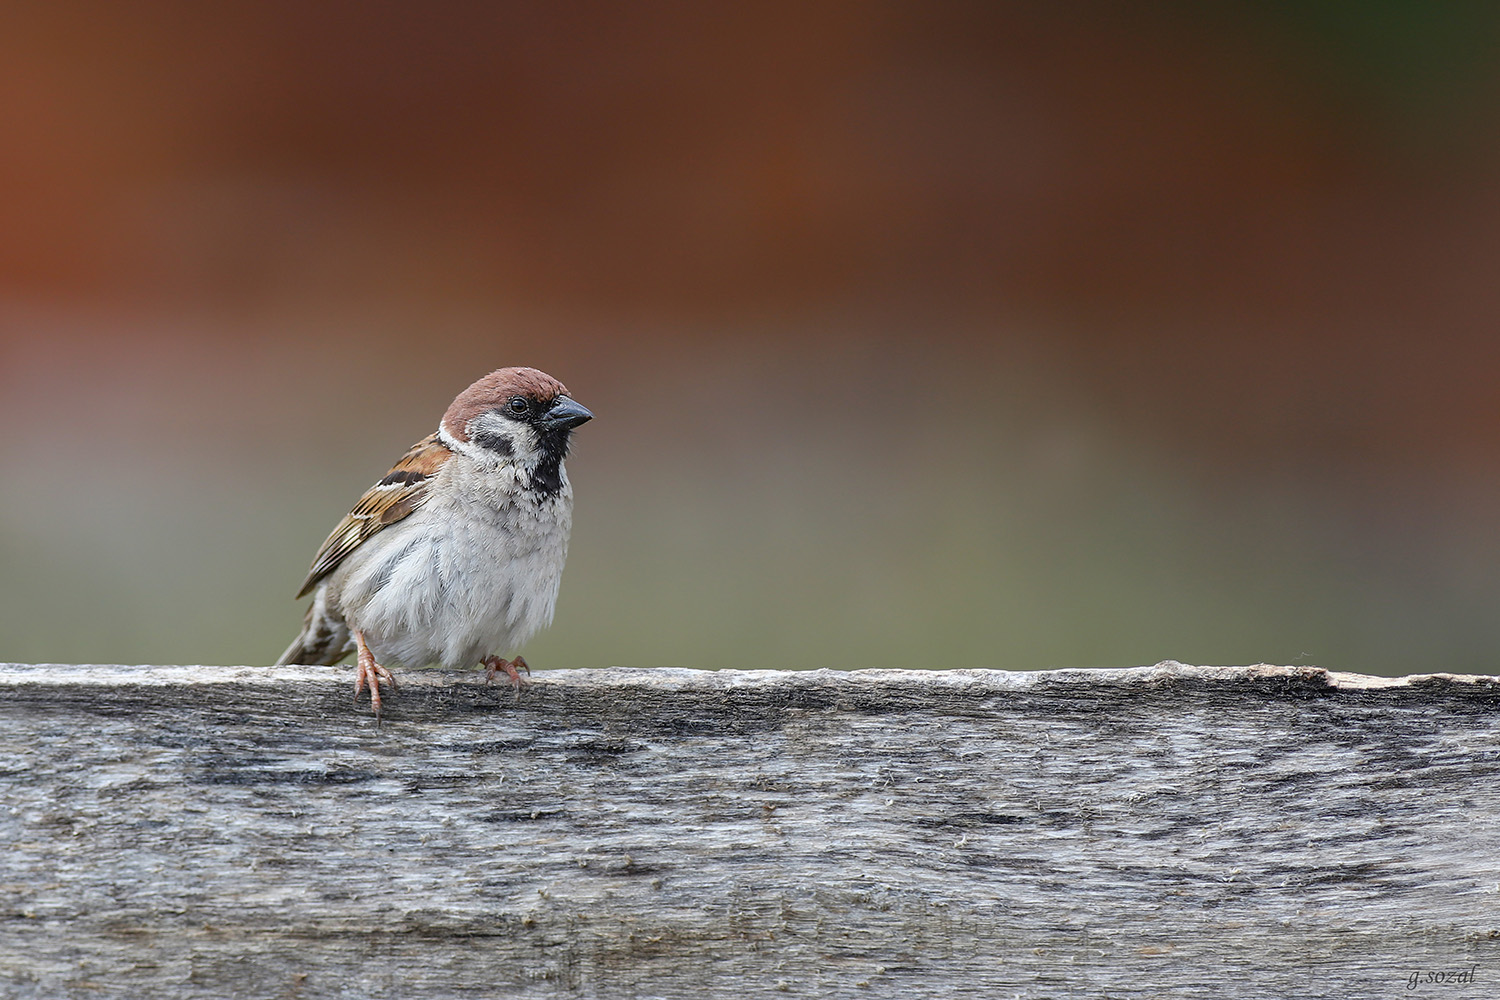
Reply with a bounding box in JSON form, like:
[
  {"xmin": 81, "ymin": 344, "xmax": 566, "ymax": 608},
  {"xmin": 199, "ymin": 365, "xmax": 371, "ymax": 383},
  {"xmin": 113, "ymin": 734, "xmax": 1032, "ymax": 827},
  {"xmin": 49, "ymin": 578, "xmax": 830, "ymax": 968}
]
[{"xmin": 441, "ymin": 367, "xmax": 593, "ymax": 477}]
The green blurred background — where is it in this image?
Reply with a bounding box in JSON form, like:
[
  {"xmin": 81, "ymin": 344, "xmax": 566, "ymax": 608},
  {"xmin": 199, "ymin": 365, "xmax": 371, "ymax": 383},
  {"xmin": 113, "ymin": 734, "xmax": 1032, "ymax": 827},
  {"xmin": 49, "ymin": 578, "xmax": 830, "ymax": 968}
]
[{"xmin": 4, "ymin": 2, "xmax": 1500, "ymax": 675}]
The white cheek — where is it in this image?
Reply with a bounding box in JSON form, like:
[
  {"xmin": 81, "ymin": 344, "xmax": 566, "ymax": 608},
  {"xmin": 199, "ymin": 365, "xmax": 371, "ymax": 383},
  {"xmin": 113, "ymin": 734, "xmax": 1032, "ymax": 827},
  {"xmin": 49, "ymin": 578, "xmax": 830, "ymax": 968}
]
[
  {"xmin": 462, "ymin": 412, "xmax": 541, "ymax": 464},
  {"xmin": 512, "ymin": 425, "xmax": 540, "ymax": 458}
]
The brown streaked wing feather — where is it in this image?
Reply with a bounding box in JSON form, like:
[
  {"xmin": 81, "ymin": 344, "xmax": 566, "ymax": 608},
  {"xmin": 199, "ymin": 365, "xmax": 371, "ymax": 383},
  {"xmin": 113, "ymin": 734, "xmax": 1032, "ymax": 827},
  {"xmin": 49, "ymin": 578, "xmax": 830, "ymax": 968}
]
[{"xmin": 295, "ymin": 433, "xmax": 452, "ymax": 598}]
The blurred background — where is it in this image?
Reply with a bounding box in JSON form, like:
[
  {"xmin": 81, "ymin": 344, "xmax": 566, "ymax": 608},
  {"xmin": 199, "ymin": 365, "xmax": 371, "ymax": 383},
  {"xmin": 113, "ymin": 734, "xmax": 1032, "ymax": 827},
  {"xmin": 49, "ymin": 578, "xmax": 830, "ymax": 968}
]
[{"xmin": 4, "ymin": 1, "xmax": 1500, "ymax": 675}]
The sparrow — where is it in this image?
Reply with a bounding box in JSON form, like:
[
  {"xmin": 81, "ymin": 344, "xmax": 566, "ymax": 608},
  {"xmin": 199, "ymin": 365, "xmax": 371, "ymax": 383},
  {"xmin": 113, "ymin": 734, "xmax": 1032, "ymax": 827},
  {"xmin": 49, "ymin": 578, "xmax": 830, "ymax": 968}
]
[{"xmin": 276, "ymin": 367, "xmax": 593, "ymax": 717}]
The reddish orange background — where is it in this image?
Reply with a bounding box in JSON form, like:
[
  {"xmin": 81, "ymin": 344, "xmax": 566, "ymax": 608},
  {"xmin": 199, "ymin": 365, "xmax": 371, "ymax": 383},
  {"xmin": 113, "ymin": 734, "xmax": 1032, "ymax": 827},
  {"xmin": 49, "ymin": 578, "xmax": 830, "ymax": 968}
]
[{"xmin": 4, "ymin": 2, "xmax": 1500, "ymax": 674}]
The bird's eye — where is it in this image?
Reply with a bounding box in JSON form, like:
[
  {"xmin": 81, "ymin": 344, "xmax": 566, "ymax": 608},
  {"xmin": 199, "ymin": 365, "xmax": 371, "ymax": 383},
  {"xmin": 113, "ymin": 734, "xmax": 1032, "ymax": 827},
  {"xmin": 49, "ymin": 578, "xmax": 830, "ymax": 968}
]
[{"xmin": 507, "ymin": 396, "xmax": 530, "ymax": 415}]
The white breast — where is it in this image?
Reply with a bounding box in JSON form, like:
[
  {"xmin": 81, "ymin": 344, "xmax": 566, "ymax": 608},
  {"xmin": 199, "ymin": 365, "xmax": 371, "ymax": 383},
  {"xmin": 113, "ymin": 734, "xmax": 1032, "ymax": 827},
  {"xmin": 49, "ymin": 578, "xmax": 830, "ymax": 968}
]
[{"xmin": 329, "ymin": 457, "xmax": 574, "ymax": 669}]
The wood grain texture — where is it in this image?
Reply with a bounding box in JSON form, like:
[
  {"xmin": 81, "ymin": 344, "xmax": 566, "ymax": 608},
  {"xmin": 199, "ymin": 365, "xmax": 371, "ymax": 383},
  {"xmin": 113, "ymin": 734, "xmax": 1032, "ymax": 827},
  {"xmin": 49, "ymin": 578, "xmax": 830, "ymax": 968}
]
[{"xmin": 2, "ymin": 662, "xmax": 1499, "ymax": 999}]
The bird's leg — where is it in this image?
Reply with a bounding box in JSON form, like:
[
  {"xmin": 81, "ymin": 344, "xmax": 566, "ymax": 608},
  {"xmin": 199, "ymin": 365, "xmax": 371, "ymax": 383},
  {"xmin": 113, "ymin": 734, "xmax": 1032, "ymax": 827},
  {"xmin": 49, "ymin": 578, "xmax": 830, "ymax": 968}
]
[
  {"xmin": 354, "ymin": 630, "xmax": 398, "ymax": 719},
  {"xmin": 483, "ymin": 654, "xmax": 530, "ymax": 696}
]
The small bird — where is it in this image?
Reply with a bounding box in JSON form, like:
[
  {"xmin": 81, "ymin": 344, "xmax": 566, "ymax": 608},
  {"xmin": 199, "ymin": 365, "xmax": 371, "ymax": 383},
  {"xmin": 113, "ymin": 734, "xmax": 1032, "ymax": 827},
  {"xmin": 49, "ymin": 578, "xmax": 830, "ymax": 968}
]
[{"xmin": 277, "ymin": 367, "xmax": 593, "ymax": 716}]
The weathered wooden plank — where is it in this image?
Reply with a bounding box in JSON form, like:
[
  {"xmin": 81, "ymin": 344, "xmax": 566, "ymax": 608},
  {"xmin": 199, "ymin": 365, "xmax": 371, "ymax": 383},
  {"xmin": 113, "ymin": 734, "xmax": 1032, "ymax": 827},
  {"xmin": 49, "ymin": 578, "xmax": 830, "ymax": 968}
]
[{"xmin": 2, "ymin": 662, "xmax": 1499, "ymax": 999}]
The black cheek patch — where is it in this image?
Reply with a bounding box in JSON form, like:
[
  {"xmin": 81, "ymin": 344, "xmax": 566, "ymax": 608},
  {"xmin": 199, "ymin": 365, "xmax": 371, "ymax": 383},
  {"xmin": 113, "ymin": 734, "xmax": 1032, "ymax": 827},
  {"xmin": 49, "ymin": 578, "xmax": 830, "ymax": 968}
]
[{"xmin": 470, "ymin": 428, "xmax": 515, "ymax": 457}]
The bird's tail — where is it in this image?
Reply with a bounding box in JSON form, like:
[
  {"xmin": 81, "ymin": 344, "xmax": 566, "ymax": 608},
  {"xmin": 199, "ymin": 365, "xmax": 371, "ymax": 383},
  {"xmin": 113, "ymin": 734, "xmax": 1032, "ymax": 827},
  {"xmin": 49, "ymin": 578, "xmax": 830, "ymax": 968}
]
[{"xmin": 276, "ymin": 589, "xmax": 354, "ymax": 666}]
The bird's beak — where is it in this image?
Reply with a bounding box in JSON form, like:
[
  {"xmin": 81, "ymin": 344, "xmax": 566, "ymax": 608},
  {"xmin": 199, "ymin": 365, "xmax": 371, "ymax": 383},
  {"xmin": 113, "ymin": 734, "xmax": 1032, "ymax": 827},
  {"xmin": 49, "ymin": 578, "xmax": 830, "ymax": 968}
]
[{"xmin": 541, "ymin": 396, "xmax": 594, "ymax": 430}]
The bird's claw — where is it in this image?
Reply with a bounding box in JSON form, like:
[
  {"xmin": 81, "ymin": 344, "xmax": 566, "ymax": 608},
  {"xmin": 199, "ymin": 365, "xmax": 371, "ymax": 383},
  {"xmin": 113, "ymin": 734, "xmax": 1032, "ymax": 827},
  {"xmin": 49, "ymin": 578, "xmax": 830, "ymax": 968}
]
[
  {"xmin": 483, "ymin": 655, "xmax": 530, "ymax": 701},
  {"xmin": 354, "ymin": 630, "xmax": 397, "ymax": 720}
]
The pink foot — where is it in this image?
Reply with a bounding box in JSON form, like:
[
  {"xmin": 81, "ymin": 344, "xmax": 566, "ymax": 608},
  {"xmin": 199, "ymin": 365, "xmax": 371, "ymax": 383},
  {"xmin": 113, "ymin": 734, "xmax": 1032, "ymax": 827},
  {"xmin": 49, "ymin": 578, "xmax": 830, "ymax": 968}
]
[
  {"xmin": 483, "ymin": 654, "xmax": 530, "ymax": 697},
  {"xmin": 354, "ymin": 630, "xmax": 398, "ymax": 719}
]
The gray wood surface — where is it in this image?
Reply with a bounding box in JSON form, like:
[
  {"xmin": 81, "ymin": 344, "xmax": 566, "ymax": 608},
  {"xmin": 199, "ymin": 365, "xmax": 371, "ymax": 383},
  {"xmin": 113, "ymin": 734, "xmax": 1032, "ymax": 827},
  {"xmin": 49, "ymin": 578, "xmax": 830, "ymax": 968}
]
[{"xmin": 2, "ymin": 661, "xmax": 1499, "ymax": 999}]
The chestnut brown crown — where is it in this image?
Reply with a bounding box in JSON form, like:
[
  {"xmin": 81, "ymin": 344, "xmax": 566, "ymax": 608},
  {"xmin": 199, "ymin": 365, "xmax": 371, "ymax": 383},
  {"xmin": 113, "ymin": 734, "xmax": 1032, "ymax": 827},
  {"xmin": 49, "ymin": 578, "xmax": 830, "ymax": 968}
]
[{"xmin": 441, "ymin": 367, "xmax": 571, "ymax": 442}]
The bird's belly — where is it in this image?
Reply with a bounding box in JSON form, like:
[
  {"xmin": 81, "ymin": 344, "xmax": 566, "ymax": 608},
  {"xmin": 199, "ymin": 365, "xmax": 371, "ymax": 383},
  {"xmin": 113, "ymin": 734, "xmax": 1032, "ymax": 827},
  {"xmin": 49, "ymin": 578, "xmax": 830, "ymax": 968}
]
[{"xmin": 335, "ymin": 505, "xmax": 569, "ymax": 669}]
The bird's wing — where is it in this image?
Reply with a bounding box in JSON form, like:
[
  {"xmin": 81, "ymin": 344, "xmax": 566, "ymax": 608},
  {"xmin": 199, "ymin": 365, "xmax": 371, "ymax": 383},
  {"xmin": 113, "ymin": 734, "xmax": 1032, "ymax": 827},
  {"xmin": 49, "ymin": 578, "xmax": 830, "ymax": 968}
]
[{"xmin": 295, "ymin": 432, "xmax": 453, "ymax": 598}]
